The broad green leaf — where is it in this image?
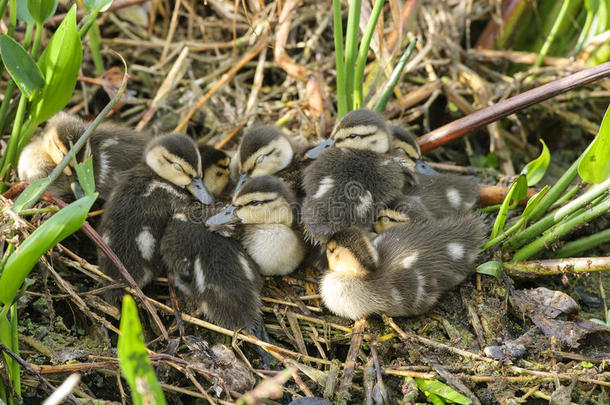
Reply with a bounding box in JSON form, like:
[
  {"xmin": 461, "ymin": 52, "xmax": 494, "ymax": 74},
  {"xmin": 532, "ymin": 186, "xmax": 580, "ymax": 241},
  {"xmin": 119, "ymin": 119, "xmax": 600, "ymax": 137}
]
[
  {"xmin": 578, "ymin": 105, "xmax": 610, "ymax": 184},
  {"xmin": 17, "ymin": 0, "xmax": 35, "ymax": 23},
  {"xmin": 27, "ymin": 0, "xmax": 58, "ymax": 24},
  {"xmin": 521, "ymin": 185, "xmax": 551, "ymax": 220},
  {"xmin": 29, "ymin": 5, "xmax": 82, "ymax": 126},
  {"xmin": 415, "ymin": 379, "xmax": 472, "ymax": 405},
  {"xmin": 11, "ymin": 177, "xmax": 51, "ymax": 213},
  {"xmin": 521, "ymin": 139, "xmax": 550, "ymax": 186},
  {"xmin": 0, "ymin": 195, "xmax": 97, "ymax": 306},
  {"xmin": 0, "ymin": 35, "xmax": 44, "ymax": 98},
  {"xmin": 118, "ymin": 295, "xmax": 167, "ymax": 405},
  {"xmin": 74, "ymin": 156, "xmax": 96, "ymax": 196},
  {"xmin": 491, "ymin": 175, "xmax": 527, "ymax": 239},
  {"xmin": 476, "ymin": 261, "xmax": 502, "ymax": 279},
  {"xmin": 84, "ymin": 0, "xmax": 113, "ymax": 12}
]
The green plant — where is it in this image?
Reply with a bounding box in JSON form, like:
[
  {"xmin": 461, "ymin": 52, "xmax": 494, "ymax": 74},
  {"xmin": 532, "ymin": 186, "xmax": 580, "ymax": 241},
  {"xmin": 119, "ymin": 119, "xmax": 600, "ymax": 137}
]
[
  {"xmin": 332, "ymin": 0, "xmax": 417, "ymax": 117},
  {"xmin": 118, "ymin": 295, "xmax": 166, "ymax": 405},
  {"xmin": 481, "ymin": 103, "xmax": 610, "ymax": 266},
  {"xmin": 0, "ymin": 0, "xmax": 113, "ymax": 192}
]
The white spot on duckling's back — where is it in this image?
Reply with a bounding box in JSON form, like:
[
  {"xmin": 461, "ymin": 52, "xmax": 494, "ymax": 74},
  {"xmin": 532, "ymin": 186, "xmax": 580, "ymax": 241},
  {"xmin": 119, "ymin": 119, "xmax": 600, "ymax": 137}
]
[
  {"xmin": 447, "ymin": 242, "xmax": 465, "ymax": 260},
  {"xmin": 356, "ymin": 191, "xmax": 373, "ymax": 216},
  {"xmin": 392, "ymin": 288, "xmax": 402, "ymax": 302},
  {"xmin": 173, "ymin": 212, "xmax": 187, "ymax": 222},
  {"xmin": 446, "ymin": 187, "xmax": 461, "ymax": 208},
  {"xmin": 239, "ymin": 254, "xmax": 256, "ymax": 282},
  {"xmin": 314, "ymin": 177, "xmax": 334, "ymax": 199},
  {"xmin": 401, "ymin": 252, "xmax": 419, "ymax": 269},
  {"xmin": 98, "ymin": 151, "xmax": 110, "ymax": 183},
  {"xmin": 136, "ymin": 227, "xmax": 155, "ymax": 261},
  {"xmin": 194, "ymin": 257, "xmax": 206, "ymax": 292},
  {"xmin": 414, "ymin": 271, "xmax": 425, "ymax": 307},
  {"xmin": 101, "ymin": 138, "xmax": 119, "ymax": 148}
]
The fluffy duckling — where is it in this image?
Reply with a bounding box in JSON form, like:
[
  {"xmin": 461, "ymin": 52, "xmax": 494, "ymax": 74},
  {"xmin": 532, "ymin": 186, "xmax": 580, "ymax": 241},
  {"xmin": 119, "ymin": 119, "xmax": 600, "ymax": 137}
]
[
  {"xmin": 207, "ymin": 176, "xmax": 306, "ymax": 276},
  {"xmin": 160, "ymin": 206, "xmax": 263, "ymax": 331},
  {"xmin": 18, "ymin": 112, "xmax": 151, "ymax": 200},
  {"xmin": 232, "ymin": 126, "xmax": 308, "ymax": 194},
  {"xmin": 302, "ymin": 109, "xmax": 412, "ymax": 242},
  {"xmin": 199, "ymin": 145, "xmax": 231, "ymax": 198},
  {"xmin": 320, "ymin": 214, "xmax": 486, "ymax": 320},
  {"xmin": 98, "ymin": 133, "xmax": 213, "ymax": 298}
]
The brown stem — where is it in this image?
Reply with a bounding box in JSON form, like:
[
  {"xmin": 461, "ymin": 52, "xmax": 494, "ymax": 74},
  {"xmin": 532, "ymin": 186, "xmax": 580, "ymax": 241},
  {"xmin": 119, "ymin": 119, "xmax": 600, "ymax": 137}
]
[
  {"xmin": 503, "ymin": 257, "xmax": 610, "ymax": 278},
  {"xmin": 418, "ymin": 62, "xmax": 610, "ymax": 154}
]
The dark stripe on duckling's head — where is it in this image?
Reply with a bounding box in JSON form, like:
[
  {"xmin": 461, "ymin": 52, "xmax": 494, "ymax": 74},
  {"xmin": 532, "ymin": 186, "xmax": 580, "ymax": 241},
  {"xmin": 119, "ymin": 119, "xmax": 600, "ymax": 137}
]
[
  {"xmin": 331, "ymin": 109, "xmax": 392, "ymax": 153},
  {"xmin": 199, "ymin": 145, "xmax": 231, "ymax": 197},
  {"xmin": 239, "ymin": 126, "xmax": 285, "ymax": 166},
  {"xmin": 327, "ymin": 227, "xmax": 378, "ymax": 274},
  {"xmin": 146, "ymin": 133, "xmax": 201, "ymax": 175},
  {"xmin": 391, "ymin": 125, "xmax": 421, "ymax": 160},
  {"xmin": 234, "ymin": 175, "xmax": 296, "ymax": 206}
]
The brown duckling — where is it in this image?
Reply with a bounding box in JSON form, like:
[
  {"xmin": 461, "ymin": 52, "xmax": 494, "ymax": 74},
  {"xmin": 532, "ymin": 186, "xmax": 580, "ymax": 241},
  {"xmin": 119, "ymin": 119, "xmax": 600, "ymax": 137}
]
[
  {"xmin": 18, "ymin": 112, "xmax": 151, "ymax": 200},
  {"xmin": 320, "ymin": 213, "xmax": 486, "ymax": 320},
  {"xmin": 207, "ymin": 175, "xmax": 306, "ymax": 276},
  {"xmin": 97, "ymin": 133, "xmax": 213, "ymax": 299},
  {"xmin": 160, "ymin": 205, "xmax": 263, "ymax": 331},
  {"xmin": 232, "ymin": 125, "xmax": 308, "ymax": 194}
]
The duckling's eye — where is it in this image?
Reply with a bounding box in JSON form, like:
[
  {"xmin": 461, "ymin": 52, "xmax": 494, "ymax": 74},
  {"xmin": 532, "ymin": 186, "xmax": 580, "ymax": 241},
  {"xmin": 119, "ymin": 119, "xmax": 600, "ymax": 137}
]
[
  {"xmin": 172, "ymin": 163, "xmax": 182, "ymax": 172},
  {"xmin": 256, "ymin": 155, "xmax": 266, "ymax": 164},
  {"xmin": 216, "ymin": 171, "xmax": 223, "ymax": 177},
  {"xmin": 248, "ymin": 200, "xmax": 263, "ymax": 206},
  {"xmin": 347, "ymin": 134, "xmax": 357, "ymax": 139}
]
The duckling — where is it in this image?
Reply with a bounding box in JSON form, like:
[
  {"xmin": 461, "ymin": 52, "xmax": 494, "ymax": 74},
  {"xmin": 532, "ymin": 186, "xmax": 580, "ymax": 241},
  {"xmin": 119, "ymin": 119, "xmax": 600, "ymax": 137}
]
[
  {"xmin": 18, "ymin": 112, "xmax": 151, "ymax": 200},
  {"xmin": 97, "ymin": 133, "xmax": 213, "ymax": 298},
  {"xmin": 233, "ymin": 126, "xmax": 309, "ymax": 194},
  {"xmin": 199, "ymin": 144, "xmax": 231, "ymax": 198},
  {"xmin": 160, "ymin": 206, "xmax": 263, "ymax": 331},
  {"xmin": 373, "ymin": 196, "xmax": 433, "ymax": 233},
  {"xmin": 206, "ymin": 176, "xmax": 306, "ymax": 276},
  {"xmin": 302, "ymin": 109, "xmax": 412, "ymax": 242},
  {"xmin": 320, "ymin": 213, "xmax": 486, "ymax": 320}
]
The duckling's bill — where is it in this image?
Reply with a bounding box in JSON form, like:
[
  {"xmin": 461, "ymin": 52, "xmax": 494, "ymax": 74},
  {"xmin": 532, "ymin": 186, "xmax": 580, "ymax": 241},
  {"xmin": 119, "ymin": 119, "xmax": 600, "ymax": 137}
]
[
  {"xmin": 206, "ymin": 204, "xmax": 239, "ymax": 227},
  {"xmin": 235, "ymin": 172, "xmax": 249, "ymax": 192},
  {"xmin": 187, "ymin": 177, "xmax": 214, "ymax": 205},
  {"xmin": 305, "ymin": 139, "xmax": 334, "ymax": 159}
]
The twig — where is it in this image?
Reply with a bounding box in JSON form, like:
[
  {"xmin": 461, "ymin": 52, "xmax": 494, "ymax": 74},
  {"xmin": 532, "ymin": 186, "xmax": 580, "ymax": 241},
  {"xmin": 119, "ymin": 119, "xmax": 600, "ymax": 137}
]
[
  {"xmin": 0, "ymin": 343, "xmax": 80, "ymax": 405},
  {"xmin": 42, "ymin": 373, "xmax": 81, "ymax": 405},
  {"xmin": 417, "ymin": 62, "xmax": 610, "ymax": 154},
  {"xmin": 337, "ymin": 318, "xmax": 366, "ymax": 404},
  {"xmin": 175, "ymin": 36, "xmax": 268, "ymax": 132},
  {"xmin": 503, "ymin": 257, "xmax": 610, "ymax": 278}
]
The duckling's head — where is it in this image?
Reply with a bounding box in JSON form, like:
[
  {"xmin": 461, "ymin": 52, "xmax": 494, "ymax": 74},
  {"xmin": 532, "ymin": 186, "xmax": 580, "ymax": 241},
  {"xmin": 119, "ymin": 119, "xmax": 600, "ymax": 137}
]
[
  {"xmin": 326, "ymin": 227, "xmax": 378, "ymax": 277},
  {"xmin": 306, "ymin": 109, "xmax": 392, "ymax": 158},
  {"xmin": 207, "ymin": 175, "xmax": 296, "ymax": 228},
  {"xmin": 199, "ymin": 145, "xmax": 230, "ymax": 197},
  {"xmin": 373, "ymin": 208, "xmax": 411, "ymax": 233},
  {"xmin": 43, "ymin": 112, "xmax": 89, "ymax": 175},
  {"xmin": 145, "ymin": 133, "xmax": 213, "ymax": 204},
  {"xmin": 235, "ymin": 126, "xmax": 294, "ymax": 189},
  {"xmin": 391, "ymin": 125, "xmax": 421, "ymax": 161}
]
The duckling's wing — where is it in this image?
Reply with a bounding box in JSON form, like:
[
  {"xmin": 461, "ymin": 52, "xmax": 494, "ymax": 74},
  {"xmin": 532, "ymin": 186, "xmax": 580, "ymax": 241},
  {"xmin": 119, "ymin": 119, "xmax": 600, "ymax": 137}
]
[{"xmin": 407, "ymin": 174, "xmax": 479, "ymax": 217}]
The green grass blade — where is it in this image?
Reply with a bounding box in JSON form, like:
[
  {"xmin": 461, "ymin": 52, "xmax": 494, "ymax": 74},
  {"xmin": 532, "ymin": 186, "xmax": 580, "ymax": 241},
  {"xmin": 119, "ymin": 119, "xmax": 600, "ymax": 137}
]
[
  {"xmin": 0, "ymin": 194, "xmax": 97, "ymax": 306},
  {"xmin": 415, "ymin": 378, "xmax": 472, "ymax": 405},
  {"xmin": 521, "ymin": 139, "xmax": 550, "ymax": 186},
  {"xmin": 578, "ymin": 105, "xmax": 610, "ymax": 184},
  {"xmin": 343, "ymin": 0, "xmax": 361, "ymax": 111},
  {"xmin": 490, "ymin": 175, "xmax": 527, "ymax": 239},
  {"xmin": 118, "ymin": 295, "xmax": 167, "ymax": 405},
  {"xmin": 333, "ymin": 0, "xmax": 347, "ymax": 118},
  {"xmin": 354, "ymin": 0, "xmax": 384, "ymax": 109},
  {"xmin": 533, "ymin": 0, "xmax": 574, "ymax": 68},
  {"xmin": 374, "ymin": 39, "xmax": 417, "ymax": 113}
]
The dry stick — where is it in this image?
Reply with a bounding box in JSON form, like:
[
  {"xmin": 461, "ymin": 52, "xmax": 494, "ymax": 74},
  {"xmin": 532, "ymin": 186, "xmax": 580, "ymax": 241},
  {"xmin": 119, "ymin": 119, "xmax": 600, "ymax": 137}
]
[
  {"xmin": 503, "ymin": 257, "xmax": 610, "ymax": 277},
  {"xmin": 147, "ymin": 297, "xmax": 333, "ymax": 365},
  {"xmin": 0, "ymin": 343, "xmax": 80, "ymax": 405},
  {"xmin": 417, "ymin": 61, "xmax": 610, "ymax": 154},
  {"xmin": 136, "ymin": 46, "xmax": 190, "ymax": 131},
  {"xmin": 337, "ymin": 318, "xmax": 367, "ymax": 404},
  {"xmin": 174, "ymin": 38, "xmax": 268, "ymax": 132},
  {"xmin": 161, "ymin": 0, "xmax": 182, "ymax": 61},
  {"xmin": 274, "ymin": 0, "xmax": 314, "ymax": 81},
  {"xmin": 3, "ymin": 182, "xmax": 170, "ymax": 340}
]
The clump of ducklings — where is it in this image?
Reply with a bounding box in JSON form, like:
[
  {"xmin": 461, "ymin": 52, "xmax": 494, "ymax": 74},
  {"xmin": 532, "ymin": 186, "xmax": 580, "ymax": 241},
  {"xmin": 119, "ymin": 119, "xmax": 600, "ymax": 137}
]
[{"xmin": 18, "ymin": 109, "xmax": 486, "ymax": 332}]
